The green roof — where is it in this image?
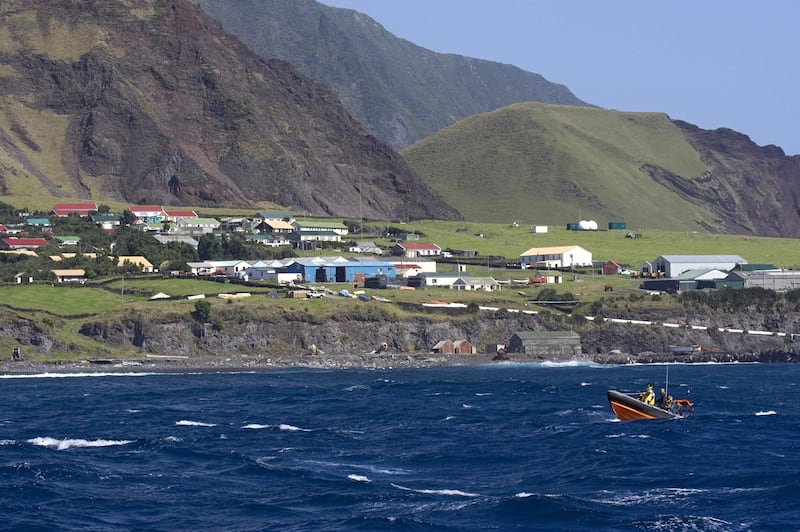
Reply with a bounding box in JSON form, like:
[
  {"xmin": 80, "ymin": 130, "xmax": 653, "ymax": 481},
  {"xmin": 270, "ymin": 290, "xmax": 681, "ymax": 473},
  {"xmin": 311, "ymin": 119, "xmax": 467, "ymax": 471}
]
[{"xmin": 295, "ymin": 220, "xmax": 347, "ymax": 229}]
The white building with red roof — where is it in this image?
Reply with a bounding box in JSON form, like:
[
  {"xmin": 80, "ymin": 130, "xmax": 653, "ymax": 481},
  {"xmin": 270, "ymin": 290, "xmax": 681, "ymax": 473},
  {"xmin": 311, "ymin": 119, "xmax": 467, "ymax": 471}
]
[
  {"xmin": 164, "ymin": 209, "xmax": 198, "ymax": 222},
  {"xmin": 52, "ymin": 203, "xmax": 98, "ymax": 217},
  {"xmin": 128, "ymin": 205, "xmax": 165, "ymax": 223},
  {"xmin": 391, "ymin": 242, "xmax": 442, "ymax": 258},
  {"xmin": 1, "ymin": 237, "xmax": 48, "ymax": 250}
]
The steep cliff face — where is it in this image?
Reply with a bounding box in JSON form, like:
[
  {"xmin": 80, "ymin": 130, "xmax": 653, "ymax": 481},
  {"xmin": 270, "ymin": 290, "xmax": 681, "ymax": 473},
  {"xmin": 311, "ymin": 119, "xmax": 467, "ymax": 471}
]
[
  {"xmin": 196, "ymin": 0, "xmax": 591, "ymax": 150},
  {"xmin": 0, "ymin": 0, "xmax": 460, "ymax": 220},
  {"xmin": 647, "ymin": 121, "xmax": 800, "ymax": 237}
]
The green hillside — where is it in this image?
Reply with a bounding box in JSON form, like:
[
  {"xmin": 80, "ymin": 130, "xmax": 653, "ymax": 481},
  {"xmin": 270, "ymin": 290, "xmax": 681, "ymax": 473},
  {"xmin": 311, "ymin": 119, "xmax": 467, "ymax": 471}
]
[{"xmin": 402, "ymin": 103, "xmax": 722, "ymax": 231}]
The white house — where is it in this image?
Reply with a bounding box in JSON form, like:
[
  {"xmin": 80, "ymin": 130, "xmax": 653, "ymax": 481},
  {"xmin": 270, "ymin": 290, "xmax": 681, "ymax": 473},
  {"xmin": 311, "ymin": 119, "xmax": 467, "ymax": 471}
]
[
  {"xmin": 452, "ymin": 276, "xmax": 499, "ymax": 291},
  {"xmin": 418, "ymin": 272, "xmax": 468, "ymax": 288},
  {"xmin": 174, "ymin": 217, "xmax": 220, "ymax": 235},
  {"xmin": 519, "ymin": 245, "xmax": 592, "ymax": 269},
  {"xmin": 387, "ymin": 260, "xmax": 437, "ymax": 278},
  {"xmin": 391, "ymin": 242, "xmax": 442, "ymax": 258}
]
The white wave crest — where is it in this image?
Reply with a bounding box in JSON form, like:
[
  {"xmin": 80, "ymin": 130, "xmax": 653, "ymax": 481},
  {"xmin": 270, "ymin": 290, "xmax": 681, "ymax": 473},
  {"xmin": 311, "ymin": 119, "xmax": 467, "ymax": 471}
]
[
  {"xmin": 755, "ymin": 410, "xmax": 777, "ymax": 416},
  {"xmin": 28, "ymin": 436, "xmax": 132, "ymax": 450},
  {"xmin": 175, "ymin": 420, "xmax": 217, "ymax": 427},
  {"xmin": 348, "ymin": 474, "xmax": 371, "ymax": 483},
  {"xmin": 1, "ymin": 372, "xmax": 162, "ymax": 379},
  {"xmin": 279, "ymin": 424, "xmax": 311, "ymax": 432},
  {"xmin": 0, "ymin": 439, "xmax": 16, "ymax": 445},
  {"xmin": 391, "ymin": 483, "xmax": 479, "ymax": 497},
  {"xmin": 242, "ymin": 423, "xmax": 271, "ymax": 429},
  {"xmin": 164, "ymin": 436, "xmax": 181, "ymax": 443},
  {"xmin": 515, "ymin": 492, "xmax": 534, "ymax": 498}
]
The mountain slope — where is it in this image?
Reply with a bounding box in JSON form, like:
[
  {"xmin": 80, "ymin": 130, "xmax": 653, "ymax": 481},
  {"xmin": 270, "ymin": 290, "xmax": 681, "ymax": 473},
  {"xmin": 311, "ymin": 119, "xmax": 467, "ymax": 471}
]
[
  {"xmin": 402, "ymin": 102, "xmax": 800, "ymax": 237},
  {"xmin": 195, "ymin": 0, "xmax": 591, "ymax": 149},
  {"xmin": 0, "ymin": 0, "xmax": 460, "ymax": 220}
]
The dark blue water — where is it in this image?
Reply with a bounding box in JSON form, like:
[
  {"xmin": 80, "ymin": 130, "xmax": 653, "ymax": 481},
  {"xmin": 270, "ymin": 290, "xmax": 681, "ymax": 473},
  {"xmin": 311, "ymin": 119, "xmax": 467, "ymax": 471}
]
[{"xmin": 1, "ymin": 362, "xmax": 798, "ymax": 531}]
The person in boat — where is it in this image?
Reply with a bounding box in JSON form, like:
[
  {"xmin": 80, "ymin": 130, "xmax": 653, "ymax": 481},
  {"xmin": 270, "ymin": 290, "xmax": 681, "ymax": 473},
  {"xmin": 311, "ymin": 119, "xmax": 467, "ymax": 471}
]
[
  {"xmin": 637, "ymin": 383, "xmax": 655, "ymax": 405},
  {"xmin": 656, "ymin": 388, "xmax": 673, "ymax": 411}
]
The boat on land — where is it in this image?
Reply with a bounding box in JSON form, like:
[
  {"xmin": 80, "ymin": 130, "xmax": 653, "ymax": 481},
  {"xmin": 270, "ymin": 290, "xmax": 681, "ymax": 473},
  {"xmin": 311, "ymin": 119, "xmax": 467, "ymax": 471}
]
[{"xmin": 607, "ymin": 389, "xmax": 692, "ymax": 421}]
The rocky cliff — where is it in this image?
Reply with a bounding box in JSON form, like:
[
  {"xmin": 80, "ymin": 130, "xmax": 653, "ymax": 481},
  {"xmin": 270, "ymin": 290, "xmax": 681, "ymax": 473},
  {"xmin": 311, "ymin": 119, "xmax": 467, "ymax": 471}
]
[
  {"xmin": 5, "ymin": 302, "xmax": 799, "ymax": 365},
  {"xmin": 0, "ymin": 0, "xmax": 460, "ymax": 220}
]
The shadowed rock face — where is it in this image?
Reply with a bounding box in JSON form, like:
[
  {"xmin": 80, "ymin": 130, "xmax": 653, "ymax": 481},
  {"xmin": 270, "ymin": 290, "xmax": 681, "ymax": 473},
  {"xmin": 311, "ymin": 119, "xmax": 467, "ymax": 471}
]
[
  {"xmin": 0, "ymin": 0, "xmax": 461, "ymax": 221},
  {"xmin": 651, "ymin": 121, "xmax": 800, "ymax": 238}
]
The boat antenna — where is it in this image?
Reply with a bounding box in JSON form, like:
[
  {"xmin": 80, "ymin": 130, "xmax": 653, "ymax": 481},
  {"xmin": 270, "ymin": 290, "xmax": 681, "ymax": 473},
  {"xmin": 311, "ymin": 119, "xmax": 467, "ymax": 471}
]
[{"xmin": 665, "ymin": 365, "xmax": 669, "ymax": 397}]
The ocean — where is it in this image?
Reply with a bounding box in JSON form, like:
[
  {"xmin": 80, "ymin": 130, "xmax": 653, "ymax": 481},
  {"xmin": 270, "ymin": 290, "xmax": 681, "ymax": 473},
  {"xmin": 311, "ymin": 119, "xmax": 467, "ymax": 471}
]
[{"xmin": 1, "ymin": 362, "xmax": 797, "ymax": 531}]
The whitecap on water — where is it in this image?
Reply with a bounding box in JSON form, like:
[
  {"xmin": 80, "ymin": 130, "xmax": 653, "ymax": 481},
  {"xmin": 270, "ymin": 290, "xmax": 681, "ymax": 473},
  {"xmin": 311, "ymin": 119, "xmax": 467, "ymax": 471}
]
[
  {"xmin": 175, "ymin": 420, "xmax": 217, "ymax": 427},
  {"xmin": 279, "ymin": 424, "xmax": 311, "ymax": 432},
  {"xmin": 755, "ymin": 410, "xmax": 776, "ymax": 416},
  {"xmin": 28, "ymin": 436, "xmax": 133, "ymax": 450},
  {"xmin": 391, "ymin": 483, "xmax": 479, "ymax": 497},
  {"xmin": 241, "ymin": 423, "xmax": 271, "ymax": 429},
  {"xmin": 348, "ymin": 474, "xmax": 371, "ymax": 483}
]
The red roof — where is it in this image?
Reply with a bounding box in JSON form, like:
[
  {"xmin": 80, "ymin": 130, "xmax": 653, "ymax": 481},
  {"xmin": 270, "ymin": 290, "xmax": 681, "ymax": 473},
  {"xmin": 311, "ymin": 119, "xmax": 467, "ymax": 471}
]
[
  {"xmin": 395, "ymin": 263, "xmax": 421, "ymax": 269},
  {"xmin": 52, "ymin": 203, "xmax": 98, "ymax": 216},
  {"xmin": 164, "ymin": 209, "xmax": 198, "ymax": 217},
  {"xmin": 399, "ymin": 243, "xmax": 441, "ymax": 250},
  {"xmin": 0, "ymin": 224, "xmax": 6, "ymax": 232},
  {"xmin": 2, "ymin": 237, "xmax": 48, "ymax": 248}
]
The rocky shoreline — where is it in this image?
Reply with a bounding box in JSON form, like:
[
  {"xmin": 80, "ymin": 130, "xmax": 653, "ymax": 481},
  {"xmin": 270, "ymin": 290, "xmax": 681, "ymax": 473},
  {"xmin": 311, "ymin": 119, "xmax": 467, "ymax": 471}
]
[{"xmin": 3, "ymin": 347, "xmax": 799, "ymax": 377}]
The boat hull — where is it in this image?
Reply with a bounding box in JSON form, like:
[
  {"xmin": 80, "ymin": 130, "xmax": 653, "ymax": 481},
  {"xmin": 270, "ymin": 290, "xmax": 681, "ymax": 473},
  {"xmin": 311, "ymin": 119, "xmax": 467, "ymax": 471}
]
[{"xmin": 607, "ymin": 389, "xmax": 679, "ymax": 421}]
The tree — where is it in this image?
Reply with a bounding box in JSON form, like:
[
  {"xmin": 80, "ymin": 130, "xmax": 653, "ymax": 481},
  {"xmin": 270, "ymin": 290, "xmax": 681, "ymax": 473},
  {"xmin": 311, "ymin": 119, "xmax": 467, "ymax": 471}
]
[
  {"xmin": 193, "ymin": 299, "xmax": 212, "ymax": 322},
  {"xmin": 198, "ymin": 233, "xmax": 223, "ymax": 260}
]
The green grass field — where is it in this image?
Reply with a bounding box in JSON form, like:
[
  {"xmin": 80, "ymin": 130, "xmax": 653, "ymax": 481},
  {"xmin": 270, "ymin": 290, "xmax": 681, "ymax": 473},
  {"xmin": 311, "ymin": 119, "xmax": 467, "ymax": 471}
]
[{"xmin": 365, "ymin": 221, "xmax": 800, "ymax": 270}]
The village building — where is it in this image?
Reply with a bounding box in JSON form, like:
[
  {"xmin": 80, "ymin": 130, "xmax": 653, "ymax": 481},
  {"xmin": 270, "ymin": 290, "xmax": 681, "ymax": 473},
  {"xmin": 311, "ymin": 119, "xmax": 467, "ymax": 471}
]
[
  {"xmin": 726, "ymin": 269, "xmax": 800, "ymax": 292},
  {"xmin": 388, "ymin": 260, "xmax": 437, "ymax": 278},
  {"xmin": 118, "ymin": 255, "xmax": 155, "ymax": 273},
  {"xmin": 348, "ymin": 241, "xmax": 383, "ymax": 255},
  {"xmin": 163, "ymin": 209, "xmax": 198, "ymax": 222},
  {"xmin": 640, "ymin": 269, "xmax": 731, "ymax": 293},
  {"xmin": 186, "ymin": 261, "xmax": 216, "ymax": 276},
  {"xmin": 519, "ymin": 245, "xmax": 592, "ymax": 269},
  {"xmin": 152, "ymin": 234, "xmax": 199, "ymax": 249},
  {"xmin": 245, "ymin": 234, "xmax": 291, "ymax": 247},
  {"xmin": 91, "ymin": 214, "xmax": 122, "ymax": 232},
  {"xmin": 602, "ymin": 260, "xmax": 623, "ymax": 275},
  {"xmin": 415, "ymin": 271, "xmax": 468, "ymax": 288},
  {"xmin": 56, "ymin": 235, "xmax": 81, "ymax": 247},
  {"xmin": 174, "ymin": 217, "xmax": 220, "ymax": 235},
  {"xmin": 50, "ymin": 269, "xmax": 87, "ymax": 284},
  {"xmin": 128, "ymin": 205, "xmax": 165, "ymax": 224},
  {"xmin": 26, "ymin": 217, "xmax": 52, "ymax": 228},
  {"xmin": 287, "ymin": 230, "xmax": 342, "ymax": 248},
  {"xmin": 391, "ymin": 242, "xmax": 442, "ymax": 258},
  {"xmin": 52, "ymin": 203, "xmax": 98, "ymax": 217},
  {"xmin": 431, "ymin": 339, "xmax": 474, "ymax": 355},
  {"xmin": 258, "ymin": 219, "xmax": 295, "ymax": 234},
  {"xmin": 452, "ymin": 276, "xmax": 499, "ymax": 291},
  {"xmin": 641, "ymin": 254, "xmax": 747, "ymax": 278},
  {"xmin": 507, "ymin": 331, "xmax": 582, "ymax": 359},
  {"xmin": 292, "ymin": 220, "xmax": 349, "ymax": 236},
  {"xmin": 14, "ymin": 272, "xmax": 34, "ymax": 284},
  {"xmin": 285, "ymin": 257, "xmax": 395, "ymax": 284},
  {"xmin": 253, "ymin": 211, "xmax": 294, "ymax": 225},
  {"xmin": 1, "ymin": 237, "xmax": 48, "ymax": 250}
]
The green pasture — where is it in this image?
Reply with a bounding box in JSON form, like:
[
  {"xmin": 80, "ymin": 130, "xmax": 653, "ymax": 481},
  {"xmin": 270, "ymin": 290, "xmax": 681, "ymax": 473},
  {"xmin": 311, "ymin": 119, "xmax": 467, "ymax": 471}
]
[
  {"xmin": 366, "ymin": 221, "xmax": 800, "ymax": 270},
  {"xmin": 0, "ymin": 284, "xmax": 126, "ymax": 316}
]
